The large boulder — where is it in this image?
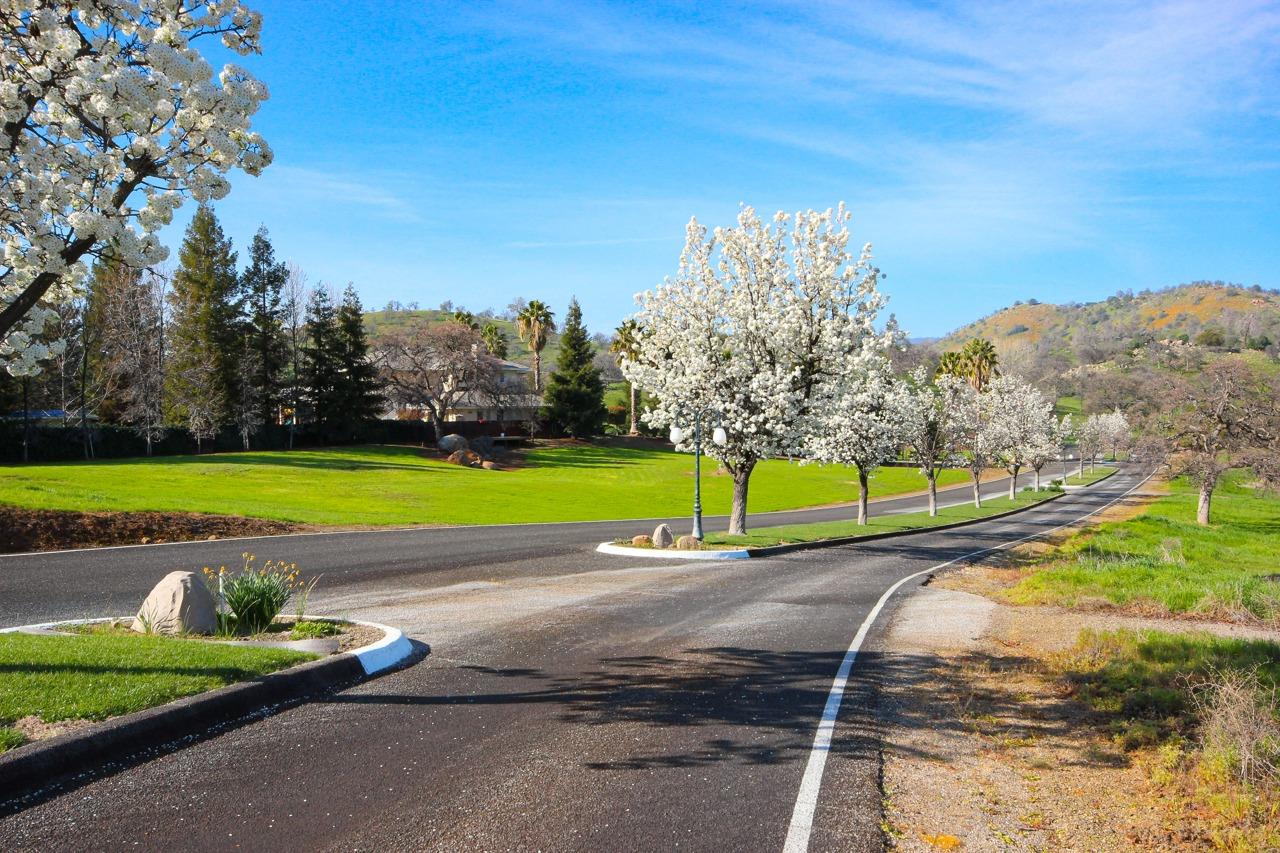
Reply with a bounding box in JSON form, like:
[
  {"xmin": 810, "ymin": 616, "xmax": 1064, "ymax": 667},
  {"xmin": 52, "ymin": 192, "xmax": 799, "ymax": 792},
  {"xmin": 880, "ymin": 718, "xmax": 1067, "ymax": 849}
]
[
  {"xmin": 675, "ymin": 535, "xmax": 701, "ymax": 551},
  {"xmin": 447, "ymin": 449, "xmax": 484, "ymax": 467},
  {"xmin": 631, "ymin": 534, "xmax": 652, "ymax": 547},
  {"xmin": 133, "ymin": 571, "xmax": 217, "ymax": 636},
  {"xmin": 437, "ymin": 434, "xmax": 469, "ymax": 454},
  {"xmin": 652, "ymin": 523, "xmax": 674, "ymax": 549}
]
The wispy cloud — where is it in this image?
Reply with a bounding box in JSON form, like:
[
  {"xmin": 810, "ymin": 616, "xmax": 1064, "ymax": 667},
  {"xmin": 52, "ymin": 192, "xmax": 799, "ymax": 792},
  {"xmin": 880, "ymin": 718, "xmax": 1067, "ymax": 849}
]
[
  {"xmin": 508, "ymin": 236, "xmax": 672, "ymax": 249},
  {"xmin": 242, "ymin": 165, "xmax": 425, "ymax": 224}
]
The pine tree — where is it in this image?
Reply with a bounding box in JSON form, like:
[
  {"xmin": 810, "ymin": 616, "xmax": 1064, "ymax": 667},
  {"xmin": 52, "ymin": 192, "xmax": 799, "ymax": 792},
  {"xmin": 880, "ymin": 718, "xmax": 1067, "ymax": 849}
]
[
  {"xmin": 301, "ymin": 287, "xmax": 342, "ymax": 437},
  {"xmin": 241, "ymin": 226, "xmax": 288, "ymax": 428},
  {"xmin": 166, "ymin": 205, "xmax": 242, "ymax": 430},
  {"xmin": 542, "ymin": 298, "xmax": 606, "ymax": 438},
  {"xmin": 334, "ymin": 285, "xmax": 382, "ymax": 434}
]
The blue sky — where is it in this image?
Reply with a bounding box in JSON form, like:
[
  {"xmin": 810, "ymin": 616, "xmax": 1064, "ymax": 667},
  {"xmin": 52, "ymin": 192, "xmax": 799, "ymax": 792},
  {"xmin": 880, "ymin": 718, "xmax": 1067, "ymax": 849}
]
[{"xmin": 166, "ymin": 0, "xmax": 1280, "ymax": 338}]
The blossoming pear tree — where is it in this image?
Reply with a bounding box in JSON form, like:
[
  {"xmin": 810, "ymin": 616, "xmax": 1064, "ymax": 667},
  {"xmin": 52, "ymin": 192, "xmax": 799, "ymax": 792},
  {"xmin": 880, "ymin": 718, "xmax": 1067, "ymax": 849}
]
[
  {"xmin": 805, "ymin": 355, "xmax": 908, "ymax": 524},
  {"xmin": 900, "ymin": 367, "xmax": 968, "ymax": 516},
  {"xmin": 0, "ymin": 0, "xmax": 272, "ymax": 376},
  {"xmin": 622, "ymin": 205, "xmax": 896, "ymax": 535},
  {"xmin": 988, "ymin": 375, "xmax": 1057, "ymax": 500},
  {"xmin": 955, "ymin": 381, "xmax": 1010, "ymax": 508},
  {"xmin": 1027, "ymin": 415, "xmax": 1070, "ymax": 491}
]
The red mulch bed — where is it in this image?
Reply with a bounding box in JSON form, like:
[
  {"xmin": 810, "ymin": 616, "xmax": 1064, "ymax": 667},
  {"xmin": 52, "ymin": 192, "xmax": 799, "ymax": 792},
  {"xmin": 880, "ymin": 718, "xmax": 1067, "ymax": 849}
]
[{"xmin": 0, "ymin": 507, "xmax": 307, "ymax": 554}]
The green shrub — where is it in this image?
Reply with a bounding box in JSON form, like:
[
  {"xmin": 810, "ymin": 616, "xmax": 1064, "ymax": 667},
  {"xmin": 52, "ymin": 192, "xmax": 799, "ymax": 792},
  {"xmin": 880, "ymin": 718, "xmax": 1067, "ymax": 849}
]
[
  {"xmin": 0, "ymin": 727, "xmax": 25, "ymax": 753},
  {"xmin": 204, "ymin": 554, "xmax": 314, "ymax": 635},
  {"xmin": 291, "ymin": 620, "xmax": 341, "ymax": 640}
]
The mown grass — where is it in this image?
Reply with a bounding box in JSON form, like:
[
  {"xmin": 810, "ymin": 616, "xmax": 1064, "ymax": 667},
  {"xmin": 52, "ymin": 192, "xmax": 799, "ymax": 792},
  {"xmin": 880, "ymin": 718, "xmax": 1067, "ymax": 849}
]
[
  {"xmin": 1004, "ymin": 471, "xmax": 1280, "ymax": 622},
  {"xmin": 0, "ymin": 444, "xmax": 969, "ymax": 526},
  {"xmin": 704, "ymin": 487, "xmax": 1063, "ymax": 548},
  {"xmin": 0, "ymin": 631, "xmax": 315, "ymax": 753}
]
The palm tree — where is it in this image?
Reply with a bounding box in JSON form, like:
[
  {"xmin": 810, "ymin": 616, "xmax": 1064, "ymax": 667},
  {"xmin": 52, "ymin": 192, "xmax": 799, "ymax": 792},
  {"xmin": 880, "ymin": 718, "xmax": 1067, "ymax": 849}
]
[
  {"xmin": 450, "ymin": 309, "xmax": 480, "ymax": 331},
  {"xmin": 516, "ymin": 300, "xmax": 555, "ymax": 392},
  {"xmin": 610, "ymin": 319, "xmax": 641, "ymax": 435},
  {"xmin": 961, "ymin": 337, "xmax": 999, "ymax": 392},
  {"xmin": 480, "ymin": 322, "xmax": 508, "ymax": 358},
  {"xmin": 936, "ymin": 350, "xmax": 966, "ymax": 381}
]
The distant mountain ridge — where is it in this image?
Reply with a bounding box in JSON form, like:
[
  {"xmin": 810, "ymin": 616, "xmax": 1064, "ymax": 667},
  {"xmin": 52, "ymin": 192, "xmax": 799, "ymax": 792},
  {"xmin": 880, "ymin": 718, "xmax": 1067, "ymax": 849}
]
[{"xmin": 938, "ymin": 282, "xmax": 1280, "ymax": 361}]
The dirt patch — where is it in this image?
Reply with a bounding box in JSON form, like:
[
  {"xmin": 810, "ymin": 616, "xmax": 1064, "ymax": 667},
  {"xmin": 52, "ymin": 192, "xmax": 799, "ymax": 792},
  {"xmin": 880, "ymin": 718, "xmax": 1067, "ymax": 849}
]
[
  {"xmin": 10, "ymin": 715, "xmax": 95, "ymax": 744},
  {"xmin": 0, "ymin": 507, "xmax": 310, "ymax": 555},
  {"xmin": 878, "ymin": 587, "xmax": 1279, "ymax": 851}
]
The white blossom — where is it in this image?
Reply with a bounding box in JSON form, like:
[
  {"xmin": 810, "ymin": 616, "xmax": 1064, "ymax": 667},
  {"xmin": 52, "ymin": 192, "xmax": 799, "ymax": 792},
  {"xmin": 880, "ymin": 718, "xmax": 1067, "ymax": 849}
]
[
  {"xmin": 622, "ymin": 204, "xmax": 897, "ymax": 534},
  {"xmin": 1, "ymin": 0, "xmax": 272, "ymax": 376}
]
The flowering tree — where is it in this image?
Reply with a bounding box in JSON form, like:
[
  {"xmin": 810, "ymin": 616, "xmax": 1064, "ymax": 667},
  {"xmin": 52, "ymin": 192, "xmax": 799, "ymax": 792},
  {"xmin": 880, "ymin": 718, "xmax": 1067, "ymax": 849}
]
[
  {"xmin": 805, "ymin": 356, "xmax": 907, "ymax": 524},
  {"xmin": 623, "ymin": 205, "xmax": 895, "ymax": 535},
  {"xmin": 1, "ymin": 1, "xmax": 272, "ymax": 375},
  {"xmin": 901, "ymin": 367, "xmax": 968, "ymax": 516},
  {"xmin": 1073, "ymin": 413, "xmax": 1105, "ymax": 476},
  {"xmin": 989, "ymin": 376, "xmax": 1057, "ymax": 499},
  {"xmin": 1098, "ymin": 409, "xmax": 1131, "ymax": 460},
  {"xmin": 955, "ymin": 383, "xmax": 1009, "ymax": 508},
  {"xmin": 1028, "ymin": 415, "xmax": 1070, "ymax": 491}
]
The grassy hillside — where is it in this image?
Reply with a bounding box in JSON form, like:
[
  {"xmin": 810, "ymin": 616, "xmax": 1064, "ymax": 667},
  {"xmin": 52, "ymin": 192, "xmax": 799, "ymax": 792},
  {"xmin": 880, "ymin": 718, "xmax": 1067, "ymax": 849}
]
[{"xmin": 940, "ymin": 282, "xmax": 1280, "ymax": 359}]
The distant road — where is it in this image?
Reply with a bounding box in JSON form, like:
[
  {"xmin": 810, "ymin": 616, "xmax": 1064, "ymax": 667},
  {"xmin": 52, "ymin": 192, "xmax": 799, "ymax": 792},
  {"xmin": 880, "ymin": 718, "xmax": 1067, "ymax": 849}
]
[{"xmin": 0, "ymin": 473, "xmax": 1029, "ymax": 625}]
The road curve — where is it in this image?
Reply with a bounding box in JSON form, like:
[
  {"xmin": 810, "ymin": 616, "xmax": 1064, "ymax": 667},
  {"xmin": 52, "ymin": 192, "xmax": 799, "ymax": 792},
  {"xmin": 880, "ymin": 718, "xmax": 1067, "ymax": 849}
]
[
  {"xmin": 0, "ymin": 472, "xmax": 1031, "ymax": 626},
  {"xmin": 0, "ymin": 466, "xmax": 1148, "ymax": 851}
]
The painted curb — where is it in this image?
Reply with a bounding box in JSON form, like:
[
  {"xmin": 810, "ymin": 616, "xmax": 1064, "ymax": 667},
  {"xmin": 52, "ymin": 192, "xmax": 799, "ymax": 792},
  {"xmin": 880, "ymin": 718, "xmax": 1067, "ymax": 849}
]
[
  {"xmin": 749, "ymin": 468, "xmax": 1119, "ymax": 558},
  {"xmin": 0, "ymin": 617, "xmax": 415, "ymax": 807},
  {"xmin": 595, "ymin": 541, "xmax": 750, "ymax": 560}
]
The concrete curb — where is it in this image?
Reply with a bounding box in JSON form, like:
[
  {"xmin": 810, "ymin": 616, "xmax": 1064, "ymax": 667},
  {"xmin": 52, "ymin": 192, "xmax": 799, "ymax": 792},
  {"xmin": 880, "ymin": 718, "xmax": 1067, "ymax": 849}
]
[
  {"xmin": 749, "ymin": 469, "xmax": 1118, "ymax": 558},
  {"xmin": 0, "ymin": 617, "xmax": 414, "ymax": 806},
  {"xmin": 594, "ymin": 541, "xmax": 750, "ymax": 560}
]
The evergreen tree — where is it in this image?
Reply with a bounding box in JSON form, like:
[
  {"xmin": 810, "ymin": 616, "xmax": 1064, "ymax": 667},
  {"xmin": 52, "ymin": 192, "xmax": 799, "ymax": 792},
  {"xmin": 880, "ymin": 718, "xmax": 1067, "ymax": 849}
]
[
  {"xmin": 241, "ymin": 226, "xmax": 288, "ymax": 427},
  {"xmin": 166, "ymin": 205, "xmax": 242, "ymax": 429},
  {"xmin": 542, "ymin": 298, "xmax": 606, "ymax": 438},
  {"xmin": 334, "ymin": 284, "xmax": 382, "ymax": 434},
  {"xmin": 301, "ymin": 287, "xmax": 342, "ymax": 437}
]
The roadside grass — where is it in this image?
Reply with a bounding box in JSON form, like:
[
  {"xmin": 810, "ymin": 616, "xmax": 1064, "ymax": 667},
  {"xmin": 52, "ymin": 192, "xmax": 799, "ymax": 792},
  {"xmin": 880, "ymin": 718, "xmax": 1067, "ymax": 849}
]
[
  {"xmin": 703, "ymin": 487, "xmax": 1063, "ymax": 548},
  {"xmin": 0, "ymin": 444, "xmax": 970, "ymax": 526},
  {"xmin": 1047, "ymin": 629, "xmax": 1280, "ymax": 848},
  {"xmin": 0, "ymin": 632, "xmax": 315, "ymax": 753},
  {"xmin": 1002, "ymin": 471, "xmax": 1280, "ymax": 623},
  {"xmin": 1061, "ymin": 467, "xmax": 1116, "ymax": 487}
]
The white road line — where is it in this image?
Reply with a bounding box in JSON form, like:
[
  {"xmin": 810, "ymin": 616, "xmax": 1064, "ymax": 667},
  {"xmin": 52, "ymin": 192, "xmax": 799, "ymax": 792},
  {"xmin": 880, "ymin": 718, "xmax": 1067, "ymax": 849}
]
[{"xmin": 781, "ymin": 469, "xmax": 1154, "ymax": 853}]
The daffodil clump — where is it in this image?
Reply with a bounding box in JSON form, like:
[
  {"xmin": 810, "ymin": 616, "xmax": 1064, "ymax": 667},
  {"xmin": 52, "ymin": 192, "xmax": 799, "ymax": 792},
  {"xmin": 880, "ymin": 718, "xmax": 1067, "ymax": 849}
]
[{"xmin": 202, "ymin": 553, "xmax": 317, "ymax": 636}]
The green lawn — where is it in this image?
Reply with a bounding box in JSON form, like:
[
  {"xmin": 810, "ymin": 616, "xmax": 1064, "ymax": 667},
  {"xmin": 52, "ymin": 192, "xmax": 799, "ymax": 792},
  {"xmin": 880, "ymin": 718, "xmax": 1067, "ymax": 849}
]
[
  {"xmin": 0, "ymin": 631, "xmax": 314, "ymax": 753},
  {"xmin": 1061, "ymin": 467, "xmax": 1117, "ymax": 487},
  {"xmin": 704, "ymin": 488, "xmax": 1061, "ymax": 548},
  {"xmin": 1004, "ymin": 471, "xmax": 1280, "ymax": 622},
  {"xmin": 0, "ymin": 444, "xmax": 971, "ymax": 526}
]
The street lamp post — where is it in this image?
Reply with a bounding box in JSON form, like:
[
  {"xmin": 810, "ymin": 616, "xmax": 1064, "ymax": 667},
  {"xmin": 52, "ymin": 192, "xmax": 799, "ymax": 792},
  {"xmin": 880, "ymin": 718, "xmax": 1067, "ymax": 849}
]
[{"xmin": 670, "ymin": 410, "xmax": 728, "ymax": 541}]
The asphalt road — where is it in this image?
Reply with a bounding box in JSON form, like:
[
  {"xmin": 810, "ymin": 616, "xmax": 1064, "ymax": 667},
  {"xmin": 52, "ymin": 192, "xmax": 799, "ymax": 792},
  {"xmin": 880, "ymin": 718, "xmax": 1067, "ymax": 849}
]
[
  {"xmin": 0, "ymin": 472, "xmax": 1032, "ymax": 626},
  {"xmin": 0, "ymin": 466, "xmax": 1147, "ymax": 851}
]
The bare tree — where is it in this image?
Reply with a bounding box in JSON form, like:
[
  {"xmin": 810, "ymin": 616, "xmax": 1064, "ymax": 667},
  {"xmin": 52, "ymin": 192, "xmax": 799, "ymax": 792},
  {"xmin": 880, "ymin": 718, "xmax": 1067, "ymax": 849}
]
[
  {"xmin": 377, "ymin": 321, "xmax": 499, "ymax": 444},
  {"xmin": 281, "ymin": 264, "xmax": 311, "ymax": 449},
  {"xmin": 101, "ymin": 270, "xmax": 167, "ymax": 455},
  {"xmin": 1154, "ymin": 358, "xmax": 1279, "ymax": 524},
  {"xmin": 231, "ymin": 336, "xmax": 264, "ymax": 451}
]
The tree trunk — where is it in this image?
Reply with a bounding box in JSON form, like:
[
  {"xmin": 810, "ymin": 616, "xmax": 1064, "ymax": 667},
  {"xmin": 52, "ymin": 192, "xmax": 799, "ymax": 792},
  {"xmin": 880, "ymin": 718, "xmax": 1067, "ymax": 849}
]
[
  {"xmin": 1033, "ymin": 467, "xmax": 1041, "ymax": 491},
  {"xmin": 728, "ymin": 459, "xmax": 756, "ymax": 535},
  {"xmin": 628, "ymin": 383, "xmax": 639, "ymax": 435},
  {"xmin": 21, "ymin": 378, "xmax": 30, "ymax": 463},
  {"xmin": 242, "ymin": 431, "xmax": 250, "ymax": 451},
  {"xmin": 533, "ymin": 350, "xmax": 542, "ymax": 392},
  {"xmin": 857, "ymin": 468, "xmax": 869, "ymax": 525},
  {"xmin": 1008, "ymin": 465, "xmax": 1019, "ymax": 501},
  {"xmin": 1078, "ymin": 456, "xmax": 1085, "ymax": 479},
  {"xmin": 926, "ymin": 471, "xmax": 938, "ymax": 517},
  {"xmin": 1197, "ymin": 479, "xmax": 1215, "ymax": 526},
  {"xmin": 429, "ymin": 410, "xmax": 445, "ymax": 446},
  {"xmin": 971, "ymin": 468, "xmax": 983, "ymax": 508}
]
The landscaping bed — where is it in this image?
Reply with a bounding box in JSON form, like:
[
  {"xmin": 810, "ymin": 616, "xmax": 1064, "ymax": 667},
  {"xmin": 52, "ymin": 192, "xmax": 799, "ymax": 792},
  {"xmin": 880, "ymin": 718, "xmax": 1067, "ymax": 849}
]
[{"xmin": 0, "ymin": 506, "xmax": 306, "ymax": 555}]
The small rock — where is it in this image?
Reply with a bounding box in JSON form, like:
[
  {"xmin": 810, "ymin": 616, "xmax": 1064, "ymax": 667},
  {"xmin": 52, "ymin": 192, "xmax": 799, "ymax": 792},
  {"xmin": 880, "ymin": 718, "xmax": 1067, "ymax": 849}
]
[
  {"xmin": 206, "ymin": 535, "xmax": 217, "ymax": 540},
  {"xmin": 447, "ymin": 449, "xmax": 484, "ymax": 467},
  {"xmin": 652, "ymin": 523, "xmax": 674, "ymax": 549},
  {"xmin": 631, "ymin": 535, "xmax": 652, "ymax": 547},
  {"xmin": 481, "ymin": 460, "xmax": 498, "ymax": 470},
  {"xmin": 133, "ymin": 570, "xmax": 217, "ymax": 636},
  {"xmin": 140, "ymin": 536, "xmax": 150, "ymax": 544},
  {"xmin": 437, "ymin": 434, "xmax": 469, "ymax": 454},
  {"xmin": 675, "ymin": 535, "xmax": 701, "ymax": 551}
]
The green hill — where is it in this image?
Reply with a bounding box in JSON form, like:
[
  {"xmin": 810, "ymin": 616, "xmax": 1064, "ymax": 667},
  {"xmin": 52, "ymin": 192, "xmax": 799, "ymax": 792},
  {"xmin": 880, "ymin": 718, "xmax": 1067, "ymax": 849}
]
[{"xmin": 939, "ymin": 282, "xmax": 1280, "ymax": 362}]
